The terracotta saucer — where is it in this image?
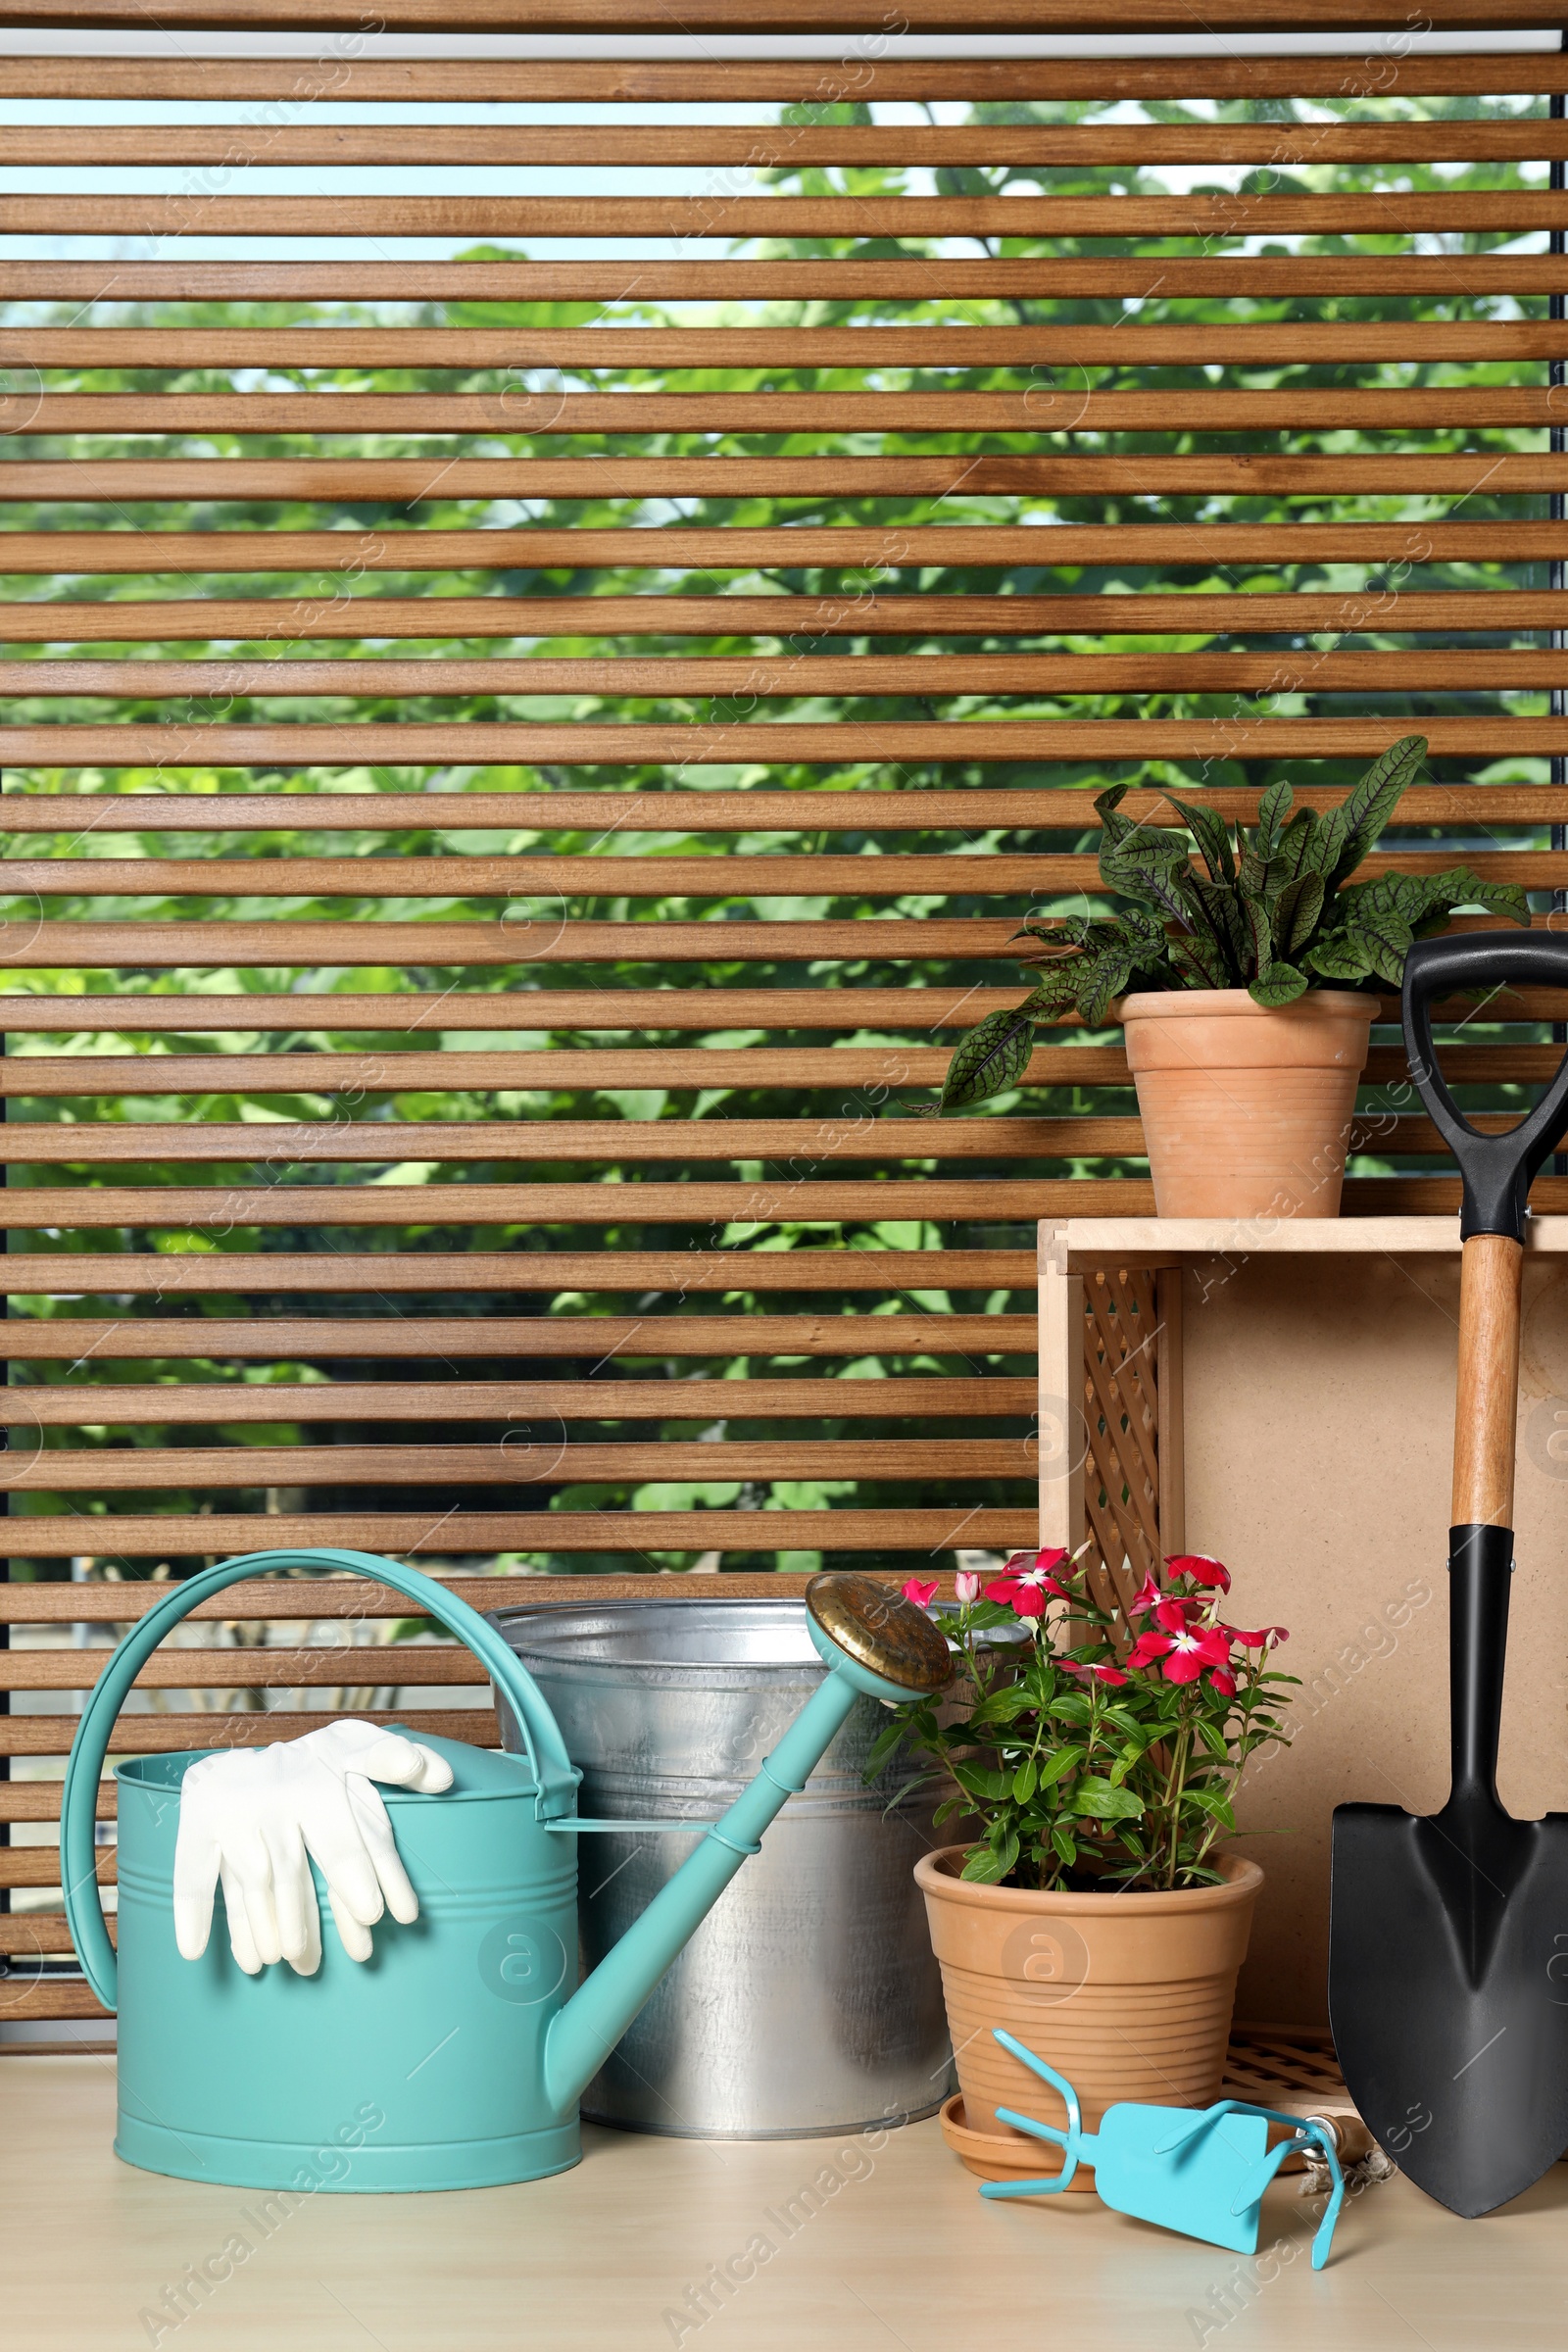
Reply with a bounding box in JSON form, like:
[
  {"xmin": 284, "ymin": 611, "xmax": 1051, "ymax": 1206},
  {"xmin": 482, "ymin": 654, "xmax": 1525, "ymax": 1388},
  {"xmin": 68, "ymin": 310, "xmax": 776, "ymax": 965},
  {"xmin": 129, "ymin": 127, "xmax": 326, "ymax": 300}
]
[{"xmin": 938, "ymin": 2093, "xmax": 1095, "ymax": 2192}]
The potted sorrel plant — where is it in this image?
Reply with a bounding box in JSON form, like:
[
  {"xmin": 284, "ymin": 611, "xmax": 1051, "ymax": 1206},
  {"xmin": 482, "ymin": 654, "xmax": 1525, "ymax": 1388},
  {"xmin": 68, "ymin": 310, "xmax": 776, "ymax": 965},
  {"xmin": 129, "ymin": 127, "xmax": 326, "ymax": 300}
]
[
  {"xmin": 938, "ymin": 735, "xmax": 1529, "ymax": 1217},
  {"xmin": 883, "ymin": 1547, "xmax": 1295, "ymax": 2188}
]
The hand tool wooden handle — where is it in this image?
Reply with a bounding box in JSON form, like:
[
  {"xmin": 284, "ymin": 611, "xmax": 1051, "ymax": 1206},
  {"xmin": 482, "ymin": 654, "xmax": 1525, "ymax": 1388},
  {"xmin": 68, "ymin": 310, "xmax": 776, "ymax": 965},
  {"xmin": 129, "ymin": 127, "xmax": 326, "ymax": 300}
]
[{"xmin": 1450, "ymin": 1234, "xmax": 1523, "ymax": 1529}]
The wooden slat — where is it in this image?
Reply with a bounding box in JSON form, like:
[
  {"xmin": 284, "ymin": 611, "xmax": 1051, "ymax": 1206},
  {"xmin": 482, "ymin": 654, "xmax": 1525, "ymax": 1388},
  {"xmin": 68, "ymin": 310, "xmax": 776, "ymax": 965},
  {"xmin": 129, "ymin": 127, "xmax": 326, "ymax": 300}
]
[
  {"xmin": 15, "ymin": 391, "xmax": 1565, "ymax": 439},
  {"xmin": 6, "ymin": 336, "xmax": 1568, "ymax": 401},
  {"xmin": 0, "ymin": 1851, "xmax": 114, "ymax": 1886},
  {"xmin": 4, "ymin": 850, "xmax": 1559, "ymax": 904},
  {"xmin": 0, "ymin": 1048, "xmax": 1115, "ymax": 1094},
  {"xmin": 1, "ymin": 855, "xmax": 1066, "ymax": 899},
  {"xmin": 7, "ymin": 653, "xmax": 1563, "ymax": 700},
  {"xmin": 4, "ymin": 456, "xmax": 1563, "ymax": 503},
  {"xmin": 0, "ymin": 1506, "xmax": 1036, "ymax": 1562},
  {"xmin": 0, "ymin": 1571, "xmax": 937, "ymax": 1624},
  {"xmin": 0, "ymin": 917, "xmax": 1031, "ymax": 966},
  {"xmin": 0, "ymin": 1249, "xmax": 1033, "ymax": 1292},
  {"xmin": 15, "ymin": 1082, "xmax": 1533, "ymax": 1138},
  {"xmin": 1348, "ymin": 1115, "xmax": 1518, "ymax": 1153},
  {"xmin": 0, "ymin": 992, "xmax": 1498, "ymax": 1047},
  {"xmin": 14, "ymin": 1177, "xmax": 1540, "ymax": 1229},
  {"xmin": 0, "ymin": 992, "xmax": 1064, "ymax": 1031},
  {"xmin": 1, "ymin": 787, "xmax": 1561, "ymax": 834},
  {"xmin": 14, "ymin": 590, "xmax": 1555, "ymax": 644},
  {"xmin": 0, "ymin": 1376, "xmax": 1033, "ymax": 1424},
  {"xmin": 3, "ymin": 521, "xmax": 1563, "ymax": 572},
  {"xmin": 0, "ymin": 1922, "xmax": 98, "ymax": 1955},
  {"xmin": 0, "ymin": 1439, "xmax": 1034, "ymax": 1486},
  {"xmin": 0, "ymin": 1981, "xmax": 109, "ymax": 2017},
  {"xmin": 0, "ymin": 1788, "xmax": 114, "ymax": 1824},
  {"xmin": 0, "ymin": 1708, "xmax": 497, "ymax": 1758},
  {"xmin": 11, "ymin": 1043, "xmax": 1534, "ymax": 1094},
  {"xmin": 1363, "ymin": 1047, "xmax": 1563, "ymax": 1082},
  {"xmin": 0, "ymin": 1649, "xmax": 441, "ymax": 1693},
  {"xmin": 43, "ymin": 590, "xmax": 1565, "ymax": 645},
  {"xmin": 11, "ymin": 194, "xmax": 1566, "ymax": 239},
  {"xmin": 7, "ymin": 717, "xmax": 1552, "ymax": 768},
  {"xmin": 0, "ymin": 915, "xmax": 1514, "ymax": 970},
  {"xmin": 0, "ymin": 1310, "xmax": 1036, "ymax": 1357},
  {"xmin": 0, "ymin": 1119, "xmax": 1133, "ymax": 1163},
  {"xmin": 4, "ymin": 261, "xmax": 1565, "ymax": 302},
  {"xmin": 4, "ymin": 57, "xmax": 1565, "ymax": 98},
  {"xmin": 6, "ymin": 125, "xmax": 1565, "ymax": 167}
]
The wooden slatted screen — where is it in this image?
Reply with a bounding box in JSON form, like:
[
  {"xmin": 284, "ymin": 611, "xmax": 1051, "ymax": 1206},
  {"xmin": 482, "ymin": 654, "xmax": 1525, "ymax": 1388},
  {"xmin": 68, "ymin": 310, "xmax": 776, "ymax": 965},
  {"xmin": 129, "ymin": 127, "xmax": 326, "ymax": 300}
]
[{"xmin": 3, "ymin": 17, "xmax": 1567, "ymax": 2021}]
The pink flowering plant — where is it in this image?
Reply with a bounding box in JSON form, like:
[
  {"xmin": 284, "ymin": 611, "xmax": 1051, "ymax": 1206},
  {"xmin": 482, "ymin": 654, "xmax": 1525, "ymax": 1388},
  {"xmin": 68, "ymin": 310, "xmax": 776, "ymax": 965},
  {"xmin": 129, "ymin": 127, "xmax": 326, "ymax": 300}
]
[{"xmin": 877, "ymin": 1549, "xmax": 1295, "ymax": 1892}]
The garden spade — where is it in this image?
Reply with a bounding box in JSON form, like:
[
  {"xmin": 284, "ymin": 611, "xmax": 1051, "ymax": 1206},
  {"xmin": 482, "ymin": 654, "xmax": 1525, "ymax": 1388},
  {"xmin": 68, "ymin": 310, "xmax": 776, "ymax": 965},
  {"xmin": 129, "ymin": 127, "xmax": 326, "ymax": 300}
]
[{"xmin": 1330, "ymin": 932, "xmax": 1568, "ymax": 2217}]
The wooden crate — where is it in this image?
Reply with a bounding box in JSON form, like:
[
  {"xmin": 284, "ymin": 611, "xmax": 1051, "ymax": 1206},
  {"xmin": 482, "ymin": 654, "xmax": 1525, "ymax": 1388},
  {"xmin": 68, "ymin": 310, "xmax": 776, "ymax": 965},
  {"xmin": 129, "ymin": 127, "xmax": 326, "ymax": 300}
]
[{"xmin": 1040, "ymin": 1215, "xmax": 1568, "ymax": 2031}]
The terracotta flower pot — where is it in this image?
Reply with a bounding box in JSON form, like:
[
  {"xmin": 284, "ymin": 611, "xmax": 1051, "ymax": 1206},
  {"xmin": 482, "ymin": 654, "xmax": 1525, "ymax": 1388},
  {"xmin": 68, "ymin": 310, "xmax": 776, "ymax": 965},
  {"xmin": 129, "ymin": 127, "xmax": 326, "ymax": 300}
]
[
  {"xmin": 1118, "ymin": 988, "xmax": 1377, "ymax": 1219},
  {"xmin": 914, "ymin": 1847, "xmax": 1262, "ymax": 2187}
]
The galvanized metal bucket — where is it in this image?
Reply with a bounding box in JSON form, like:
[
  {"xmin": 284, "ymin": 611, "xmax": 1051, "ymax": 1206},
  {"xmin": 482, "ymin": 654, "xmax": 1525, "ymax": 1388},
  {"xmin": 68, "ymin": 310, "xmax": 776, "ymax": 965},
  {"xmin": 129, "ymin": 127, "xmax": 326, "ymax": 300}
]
[{"xmin": 490, "ymin": 1597, "xmax": 955, "ymax": 2140}]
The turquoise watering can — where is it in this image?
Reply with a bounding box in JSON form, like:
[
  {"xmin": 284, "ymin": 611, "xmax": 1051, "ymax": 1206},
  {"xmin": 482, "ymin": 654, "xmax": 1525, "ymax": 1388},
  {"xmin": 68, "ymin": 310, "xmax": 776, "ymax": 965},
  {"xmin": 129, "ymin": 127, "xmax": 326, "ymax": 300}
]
[{"xmin": 62, "ymin": 1548, "xmax": 950, "ymax": 2194}]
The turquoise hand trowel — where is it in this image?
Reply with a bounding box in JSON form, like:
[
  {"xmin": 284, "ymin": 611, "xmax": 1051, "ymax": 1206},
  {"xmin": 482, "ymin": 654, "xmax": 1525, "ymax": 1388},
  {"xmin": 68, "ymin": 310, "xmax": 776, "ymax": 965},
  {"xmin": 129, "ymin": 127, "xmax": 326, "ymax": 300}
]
[{"xmin": 977, "ymin": 2031, "xmax": 1346, "ymax": 2269}]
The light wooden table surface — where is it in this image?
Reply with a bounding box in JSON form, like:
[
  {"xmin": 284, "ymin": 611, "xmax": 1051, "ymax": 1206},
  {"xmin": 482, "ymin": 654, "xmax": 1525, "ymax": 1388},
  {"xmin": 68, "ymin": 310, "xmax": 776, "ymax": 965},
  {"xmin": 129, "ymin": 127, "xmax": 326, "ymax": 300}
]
[{"xmin": 4, "ymin": 2057, "xmax": 1566, "ymax": 2352}]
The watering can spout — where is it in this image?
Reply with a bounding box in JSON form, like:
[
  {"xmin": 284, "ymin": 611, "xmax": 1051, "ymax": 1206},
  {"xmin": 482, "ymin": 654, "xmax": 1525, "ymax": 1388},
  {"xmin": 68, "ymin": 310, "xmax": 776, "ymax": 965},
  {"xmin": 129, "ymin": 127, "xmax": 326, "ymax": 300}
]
[{"xmin": 541, "ymin": 1573, "xmax": 952, "ymax": 2121}]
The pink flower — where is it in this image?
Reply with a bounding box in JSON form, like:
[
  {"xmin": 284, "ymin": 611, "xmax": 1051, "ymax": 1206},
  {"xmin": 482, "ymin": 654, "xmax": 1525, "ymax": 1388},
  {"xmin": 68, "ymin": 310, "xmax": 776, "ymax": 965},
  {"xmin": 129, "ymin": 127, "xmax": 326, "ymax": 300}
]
[
  {"xmin": 1001, "ymin": 1547, "xmax": 1069, "ymax": 1582},
  {"xmin": 1128, "ymin": 1573, "xmax": 1165, "ymax": 1618},
  {"xmin": 986, "ymin": 1561, "xmax": 1069, "ymax": 1619},
  {"xmin": 903, "ymin": 1577, "xmax": 939, "ymax": 1611},
  {"xmin": 1165, "ymin": 1553, "xmax": 1232, "ymax": 1595},
  {"xmin": 954, "ymin": 1569, "xmax": 982, "ymax": 1604},
  {"xmin": 1061, "ymin": 1660, "xmax": 1129, "ymax": 1688},
  {"xmin": 1222, "ymin": 1623, "xmax": 1289, "ymax": 1650},
  {"xmin": 1151, "ymin": 1594, "xmax": 1200, "ymax": 1637},
  {"xmin": 987, "ymin": 1547, "xmax": 1071, "ymax": 1617},
  {"xmin": 1207, "ymin": 1665, "xmax": 1238, "ymax": 1697},
  {"xmin": 1125, "ymin": 1623, "xmax": 1231, "ymax": 1685}
]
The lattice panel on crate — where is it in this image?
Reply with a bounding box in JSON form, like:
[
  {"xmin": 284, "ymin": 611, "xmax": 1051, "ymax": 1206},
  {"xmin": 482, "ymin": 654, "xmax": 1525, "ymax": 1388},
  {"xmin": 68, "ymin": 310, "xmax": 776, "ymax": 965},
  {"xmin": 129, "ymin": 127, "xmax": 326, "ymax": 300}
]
[{"xmin": 1081, "ymin": 1269, "xmax": 1161, "ymax": 1610}]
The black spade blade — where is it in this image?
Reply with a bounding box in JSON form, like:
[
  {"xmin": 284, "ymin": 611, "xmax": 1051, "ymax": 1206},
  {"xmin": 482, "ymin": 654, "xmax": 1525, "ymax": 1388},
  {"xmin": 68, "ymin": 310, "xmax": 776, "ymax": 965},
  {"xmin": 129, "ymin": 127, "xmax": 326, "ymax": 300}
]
[{"xmin": 1330, "ymin": 1796, "xmax": 1568, "ymax": 2216}]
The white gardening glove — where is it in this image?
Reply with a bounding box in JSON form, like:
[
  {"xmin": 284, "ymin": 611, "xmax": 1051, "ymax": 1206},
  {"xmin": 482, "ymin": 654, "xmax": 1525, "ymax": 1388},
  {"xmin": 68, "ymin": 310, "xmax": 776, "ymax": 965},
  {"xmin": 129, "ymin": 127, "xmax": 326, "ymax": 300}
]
[{"xmin": 172, "ymin": 1720, "xmax": 454, "ymax": 1977}]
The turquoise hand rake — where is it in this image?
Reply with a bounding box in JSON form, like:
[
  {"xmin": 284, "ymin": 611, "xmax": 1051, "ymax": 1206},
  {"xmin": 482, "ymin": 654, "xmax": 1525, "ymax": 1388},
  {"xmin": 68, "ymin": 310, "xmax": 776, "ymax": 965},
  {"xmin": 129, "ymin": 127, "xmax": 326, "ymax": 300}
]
[{"xmin": 978, "ymin": 2031, "xmax": 1346, "ymax": 2269}]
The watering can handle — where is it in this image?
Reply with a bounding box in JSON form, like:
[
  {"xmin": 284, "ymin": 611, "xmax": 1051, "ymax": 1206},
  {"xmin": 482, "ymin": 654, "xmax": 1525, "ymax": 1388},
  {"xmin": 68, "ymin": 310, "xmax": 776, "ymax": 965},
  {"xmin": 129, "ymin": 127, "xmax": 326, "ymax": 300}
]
[
  {"xmin": 60, "ymin": 1546, "xmax": 580, "ymax": 2014},
  {"xmin": 1402, "ymin": 932, "xmax": 1568, "ymax": 1242}
]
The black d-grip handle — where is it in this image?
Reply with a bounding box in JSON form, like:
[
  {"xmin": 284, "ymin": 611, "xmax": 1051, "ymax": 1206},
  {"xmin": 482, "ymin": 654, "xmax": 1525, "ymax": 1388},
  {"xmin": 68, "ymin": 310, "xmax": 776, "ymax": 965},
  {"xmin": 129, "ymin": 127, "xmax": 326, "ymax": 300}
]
[{"xmin": 1403, "ymin": 932, "xmax": 1568, "ymax": 1240}]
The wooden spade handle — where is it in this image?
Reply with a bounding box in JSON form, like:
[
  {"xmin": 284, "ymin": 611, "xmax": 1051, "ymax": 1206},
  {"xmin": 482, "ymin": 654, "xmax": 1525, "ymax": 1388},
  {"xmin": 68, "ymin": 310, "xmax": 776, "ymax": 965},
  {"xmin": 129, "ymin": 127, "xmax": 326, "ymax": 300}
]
[{"xmin": 1451, "ymin": 1235, "xmax": 1524, "ymax": 1528}]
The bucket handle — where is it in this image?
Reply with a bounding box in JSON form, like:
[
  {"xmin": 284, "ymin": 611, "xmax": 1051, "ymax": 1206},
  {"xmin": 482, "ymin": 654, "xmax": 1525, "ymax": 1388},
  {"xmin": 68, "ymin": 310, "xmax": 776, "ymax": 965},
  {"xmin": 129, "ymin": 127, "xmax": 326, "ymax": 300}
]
[{"xmin": 61, "ymin": 1546, "xmax": 580, "ymax": 2013}]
